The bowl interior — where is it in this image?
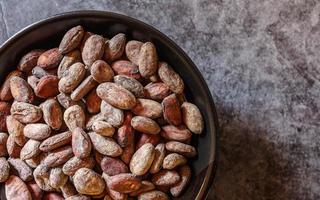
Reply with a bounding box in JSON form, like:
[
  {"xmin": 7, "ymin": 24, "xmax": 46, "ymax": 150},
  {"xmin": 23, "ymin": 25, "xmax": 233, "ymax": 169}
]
[{"xmin": 0, "ymin": 11, "xmax": 218, "ymax": 200}]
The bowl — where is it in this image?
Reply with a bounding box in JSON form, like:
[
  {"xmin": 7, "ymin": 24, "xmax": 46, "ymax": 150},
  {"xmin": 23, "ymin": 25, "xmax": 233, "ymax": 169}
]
[{"xmin": 0, "ymin": 11, "xmax": 219, "ymax": 200}]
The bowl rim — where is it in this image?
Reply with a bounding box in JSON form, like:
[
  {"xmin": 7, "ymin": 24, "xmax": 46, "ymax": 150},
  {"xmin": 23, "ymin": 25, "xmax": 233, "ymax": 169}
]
[{"xmin": 0, "ymin": 10, "xmax": 220, "ymax": 200}]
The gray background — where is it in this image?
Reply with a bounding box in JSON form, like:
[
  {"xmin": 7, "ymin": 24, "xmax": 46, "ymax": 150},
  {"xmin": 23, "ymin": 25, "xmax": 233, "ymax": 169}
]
[{"xmin": 0, "ymin": 0, "xmax": 319, "ymax": 199}]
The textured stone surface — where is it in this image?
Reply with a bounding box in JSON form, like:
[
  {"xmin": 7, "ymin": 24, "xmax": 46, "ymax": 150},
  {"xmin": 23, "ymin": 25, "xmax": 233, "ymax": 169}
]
[{"xmin": 0, "ymin": 0, "xmax": 319, "ymax": 199}]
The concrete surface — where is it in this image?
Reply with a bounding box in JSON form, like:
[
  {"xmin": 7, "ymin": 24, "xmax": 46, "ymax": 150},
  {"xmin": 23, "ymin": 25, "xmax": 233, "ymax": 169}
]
[{"xmin": 0, "ymin": 0, "xmax": 319, "ymax": 199}]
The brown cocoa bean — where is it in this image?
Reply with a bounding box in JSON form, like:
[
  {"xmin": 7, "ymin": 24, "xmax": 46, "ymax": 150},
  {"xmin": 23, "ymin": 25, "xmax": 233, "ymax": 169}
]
[
  {"xmin": 151, "ymin": 170, "xmax": 180, "ymax": 186},
  {"xmin": 71, "ymin": 75, "xmax": 98, "ymax": 101},
  {"xmin": 0, "ymin": 157, "xmax": 10, "ymax": 182},
  {"xmin": 37, "ymin": 48, "xmax": 63, "ymax": 69},
  {"xmin": 138, "ymin": 42, "xmax": 158, "ymax": 78},
  {"xmin": 57, "ymin": 92, "xmax": 84, "ymax": 109},
  {"xmin": 121, "ymin": 142, "xmax": 135, "ymax": 165},
  {"xmin": 33, "ymin": 164, "xmax": 56, "ymax": 191},
  {"xmin": 25, "ymin": 152, "xmax": 47, "ymax": 168},
  {"xmin": 150, "ymin": 143, "xmax": 166, "ymax": 174},
  {"xmin": 138, "ymin": 190, "xmax": 169, "ymax": 200},
  {"xmin": 130, "ymin": 181, "xmax": 155, "ymax": 197},
  {"xmin": 86, "ymin": 88, "xmax": 101, "ymax": 114},
  {"xmin": 0, "ymin": 102, "xmax": 11, "ymax": 131},
  {"xmin": 58, "ymin": 49, "xmax": 82, "ymax": 78},
  {"xmin": 18, "ymin": 49, "xmax": 45, "ymax": 72},
  {"xmin": 89, "ymin": 131, "xmax": 122, "ymax": 157},
  {"xmin": 162, "ymin": 94, "xmax": 182, "ymax": 125},
  {"xmin": 35, "ymin": 75, "xmax": 59, "ymax": 98},
  {"xmin": 64, "ymin": 105, "xmax": 85, "ymax": 131},
  {"xmin": 170, "ymin": 165, "xmax": 191, "ymax": 197},
  {"xmin": 59, "ymin": 25, "xmax": 84, "ymax": 54},
  {"xmin": 130, "ymin": 143, "xmax": 155, "ymax": 176},
  {"xmin": 40, "ymin": 131, "xmax": 72, "ymax": 152},
  {"xmin": 62, "ymin": 156, "xmax": 95, "ymax": 176},
  {"xmin": 131, "ymin": 116, "xmax": 160, "ymax": 135},
  {"xmin": 100, "ymin": 101, "xmax": 124, "ymax": 127},
  {"xmin": 82, "ymin": 35, "xmax": 105, "ymax": 67},
  {"xmin": 85, "ymin": 113, "xmax": 105, "ymax": 131},
  {"xmin": 0, "ymin": 132, "xmax": 8, "ymax": 156},
  {"xmin": 6, "ymin": 115, "xmax": 26, "ymax": 146},
  {"xmin": 42, "ymin": 145, "xmax": 73, "ymax": 167},
  {"xmin": 114, "ymin": 75, "xmax": 145, "ymax": 98},
  {"xmin": 91, "ymin": 60, "xmax": 114, "ymax": 83},
  {"xmin": 5, "ymin": 175, "xmax": 32, "ymax": 200},
  {"xmin": 160, "ymin": 125, "xmax": 192, "ymax": 142},
  {"xmin": 10, "ymin": 76, "xmax": 34, "ymax": 103},
  {"xmin": 72, "ymin": 127, "xmax": 92, "ymax": 158},
  {"xmin": 181, "ymin": 102, "xmax": 204, "ymax": 134},
  {"xmin": 6, "ymin": 134, "xmax": 22, "ymax": 158},
  {"xmin": 103, "ymin": 174, "xmax": 128, "ymax": 200},
  {"xmin": 10, "ymin": 101, "xmax": 42, "ymax": 124},
  {"xmin": 116, "ymin": 125, "xmax": 134, "ymax": 147},
  {"xmin": 125, "ymin": 40, "xmax": 143, "ymax": 65},
  {"xmin": 49, "ymin": 167, "xmax": 68, "ymax": 189},
  {"xmin": 8, "ymin": 157, "xmax": 33, "ymax": 181},
  {"xmin": 158, "ymin": 62, "xmax": 184, "ymax": 94},
  {"xmin": 97, "ymin": 82, "xmax": 136, "ymax": 110},
  {"xmin": 73, "ymin": 168, "xmax": 105, "ymax": 195},
  {"xmin": 60, "ymin": 180, "xmax": 77, "ymax": 198},
  {"xmin": 104, "ymin": 33, "xmax": 126, "ymax": 62},
  {"xmin": 41, "ymin": 98, "xmax": 63, "ymax": 130},
  {"xmin": 101, "ymin": 156, "xmax": 128, "ymax": 176},
  {"xmin": 20, "ymin": 139, "xmax": 41, "ymax": 160},
  {"xmin": 136, "ymin": 134, "xmax": 160, "ymax": 150},
  {"xmin": 107, "ymin": 173, "xmax": 141, "ymax": 193},
  {"xmin": 92, "ymin": 120, "xmax": 115, "ymax": 137},
  {"xmin": 58, "ymin": 62, "xmax": 86, "ymax": 93},
  {"xmin": 165, "ymin": 141, "xmax": 197, "ymax": 158},
  {"xmin": 23, "ymin": 123, "xmax": 51, "ymax": 140},
  {"xmin": 132, "ymin": 99, "xmax": 162, "ymax": 119},
  {"xmin": 0, "ymin": 70, "xmax": 24, "ymax": 101},
  {"xmin": 111, "ymin": 60, "xmax": 141, "ymax": 79}
]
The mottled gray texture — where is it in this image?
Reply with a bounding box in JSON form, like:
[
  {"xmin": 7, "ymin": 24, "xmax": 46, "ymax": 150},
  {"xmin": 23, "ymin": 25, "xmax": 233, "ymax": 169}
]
[{"xmin": 0, "ymin": 0, "xmax": 319, "ymax": 199}]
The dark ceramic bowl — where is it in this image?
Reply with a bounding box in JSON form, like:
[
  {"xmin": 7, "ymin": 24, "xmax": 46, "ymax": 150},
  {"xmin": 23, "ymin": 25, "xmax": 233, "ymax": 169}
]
[{"xmin": 0, "ymin": 11, "xmax": 219, "ymax": 200}]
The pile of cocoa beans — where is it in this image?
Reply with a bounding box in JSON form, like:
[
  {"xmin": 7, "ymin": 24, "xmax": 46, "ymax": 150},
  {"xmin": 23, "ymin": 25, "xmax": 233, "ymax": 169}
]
[{"xmin": 0, "ymin": 25, "xmax": 204, "ymax": 200}]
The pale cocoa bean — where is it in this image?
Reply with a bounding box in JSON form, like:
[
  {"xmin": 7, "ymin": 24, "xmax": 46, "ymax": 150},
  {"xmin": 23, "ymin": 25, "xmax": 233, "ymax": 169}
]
[
  {"xmin": 86, "ymin": 88, "xmax": 101, "ymax": 114},
  {"xmin": 73, "ymin": 168, "xmax": 105, "ymax": 195},
  {"xmin": 82, "ymin": 35, "xmax": 105, "ymax": 67},
  {"xmin": 62, "ymin": 156, "xmax": 95, "ymax": 176},
  {"xmin": 42, "ymin": 145, "xmax": 73, "ymax": 167},
  {"xmin": 33, "ymin": 164, "xmax": 56, "ymax": 191},
  {"xmin": 88, "ymin": 132, "xmax": 122, "ymax": 157},
  {"xmin": 158, "ymin": 62, "xmax": 184, "ymax": 94},
  {"xmin": 163, "ymin": 153, "xmax": 187, "ymax": 170},
  {"xmin": 111, "ymin": 60, "xmax": 141, "ymax": 79},
  {"xmin": 18, "ymin": 49, "xmax": 45, "ymax": 72},
  {"xmin": 130, "ymin": 181, "xmax": 155, "ymax": 197},
  {"xmin": 35, "ymin": 75, "xmax": 59, "ymax": 98},
  {"xmin": 6, "ymin": 115, "xmax": 26, "ymax": 146},
  {"xmin": 72, "ymin": 127, "xmax": 92, "ymax": 158},
  {"xmin": 58, "ymin": 62, "xmax": 86, "ymax": 93},
  {"xmin": 100, "ymin": 101, "xmax": 124, "ymax": 127},
  {"xmin": 162, "ymin": 94, "xmax": 182, "ymax": 125},
  {"xmin": 10, "ymin": 101, "xmax": 42, "ymax": 124},
  {"xmin": 25, "ymin": 152, "xmax": 47, "ymax": 168},
  {"xmin": 71, "ymin": 75, "xmax": 98, "ymax": 101},
  {"xmin": 131, "ymin": 116, "xmax": 160, "ymax": 135},
  {"xmin": 92, "ymin": 121, "xmax": 115, "ymax": 136},
  {"xmin": 6, "ymin": 134, "xmax": 22, "ymax": 158},
  {"xmin": 125, "ymin": 40, "xmax": 143, "ymax": 65},
  {"xmin": 97, "ymin": 82, "xmax": 136, "ymax": 110},
  {"xmin": 150, "ymin": 143, "xmax": 166, "ymax": 174},
  {"xmin": 27, "ymin": 75, "xmax": 39, "ymax": 90},
  {"xmin": 59, "ymin": 25, "xmax": 84, "ymax": 54},
  {"xmin": 160, "ymin": 125, "xmax": 192, "ymax": 142},
  {"xmin": 104, "ymin": 33, "xmax": 126, "ymax": 62},
  {"xmin": 24, "ymin": 123, "xmax": 51, "ymax": 140},
  {"xmin": 138, "ymin": 42, "xmax": 158, "ymax": 78},
  {"xmin": 27, "ymin": 181, "xmax": 44, "ymax": 200},
  {"xmin": 0, "ymin": 70, "xmax": 24, "ymax": 101},
  {"xmin": 41, "ymin": 98, "xmax": 63, "ymax": 130},
  {"xmin": 20, "ymin": 139, "xmax": 41, "ymax": 160},
  {"xmin": 58, "ymin": 50, "xmax": 82, "ymax": 78},
  {"xmin": 170, "ymin": 165, "xmax": 191, "ymax": 197},
  {"xmin": 49, "ymin": 167, "xmax": 68, "ymax": 189},
  {"xmin": 8, "ymin": 157, "xmax": 33, "ymax": 181},
  {"xmin": 130, "ymin": 143, "xmax": 155, "ymax": 176},
  {"xmin": 60, "ymin": 180, "xmax": 77, "ymax": 198},
  {"xmin": 91, "ymin": 60, "xmax": 114, "ymax": 83},
  {"xmin": 0, "ymin": 132, "xmax": 8, "ymax": 156},
  {"xmin": 64, "ymin": 105, "xmax": 85, "ymax": 131},
  {"xmin": 0, "ymin": 157, "xmax": 10, "ymax": 182},
  {"xmin": 10, "ymin": 76, "xmax": 34, "ymax": 103},
  {"xmin": 165, "ymin": 141, "xmax": 197, "ymax": 158},
  {"xmin": 100, "ymin": 156, "xmax": 128, "ymax": 176},
  {"xmin": 107, "ymin": 173, "xmax": 141, "ymax": 193},
  {"xmin": 132, "ymin": 99, "xmax": 162, "ymax": 119},
  {"xmin": 37, "ymin": 48, "xmax": 63, "ymax": 69},
  {"xmin": 5, "ymin": 175, "xmax": 32, "ymax": 200},
  {"xmin": 151, "ymin": 170, "xmax": 180, "ymax": 186},
  {"xmin": 181, "ymin": 102, "xmax": 204, "ymax": 134},
  {"xmin": 136, "ymin": 134, "xmax": 160, "ymax": 150},
  {"xmin": 114, "ymin": 75, "xmax": 144, "ymax": 98},
  {"xmin": 39, "ymin": 131, "xmax": 72, "ymax": 152},
  {"xmin": 138, "ymin": 190, "xmax": 168, "ymax": 200}
]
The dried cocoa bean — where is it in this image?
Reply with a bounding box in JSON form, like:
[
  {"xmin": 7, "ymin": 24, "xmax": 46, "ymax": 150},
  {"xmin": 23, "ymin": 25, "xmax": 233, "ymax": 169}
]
[
  {"xmin": 125, "ymin": 40, "xmax": 143, "ymax": 65},
  {"xmin": 181, "ymin": 102, "xmax": 204, "ymax": 134},
  {"xmin": 131, "ymin": 116, "xmax": 160, "ymax": 135},
  {"xmin": 132, "ymin": 99, "xmax": 162, "ymax": 119},
  {"xmin": 62, "ymin": 156, "xmax": 95, "ymax": 176},
  {"xmin": 138, "ymin": 42, "xmax": 158, "ymax": 78},
  {"xmin": 82, "ymin": 35, "xmax": 105, "ymax": 67},
  {"xmin": 41, "ymin": 98, "xmax": 63, "ymax": 130},
  {"xmin": 10, "ymin": 76, "xmax": 34, "ymax": 103},
  {"xmin": 24, "ymin": 123, "xmax": 51, "ymax": 140},
  {"xmin": 130, "ymin": 143, "xmax": 155, "ymax": 176},
  {"xmin": 104, "ymin": 33, "xmax": 126, "ymax": 62},
  {"xmin": 18, "ymin": 49, "xmax": 44, "ymax": 72},
  {"xmin": 35, "ymin": 75, "xmax": 59, "ymax": 98},
  {"xmin": 72, "ymin": 127, "xmax": 92, "ymax": 158},
  {"xmin": 73, "ymin": 168, "xmax": 105, "ymax": 195},
  {"xmin": 91, "ymin": 60, "xmax": 114, "ymax": 83},
  {"xmin": 10, "ymin": 101, "xmax": 42, "ymax": 124},
  {"xmin": 59, "ymin": 25, "xmax": 84, "ymax": 54}
]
